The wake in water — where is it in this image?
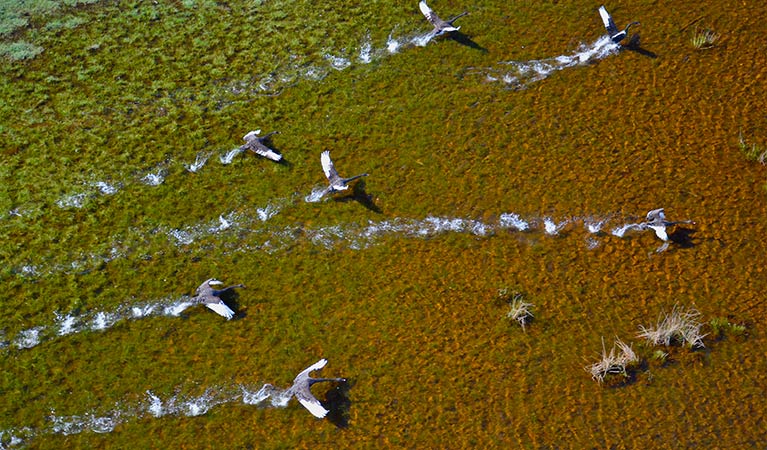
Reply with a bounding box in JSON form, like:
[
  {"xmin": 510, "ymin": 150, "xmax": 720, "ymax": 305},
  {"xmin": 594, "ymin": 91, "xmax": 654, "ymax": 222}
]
[
  {"xmin": 0, "ymin": 381, "xmax": 301, "ymax": 447},
  {"xmin": 466, "ymin": 36, "xmax": 620, "ymax": 89}
]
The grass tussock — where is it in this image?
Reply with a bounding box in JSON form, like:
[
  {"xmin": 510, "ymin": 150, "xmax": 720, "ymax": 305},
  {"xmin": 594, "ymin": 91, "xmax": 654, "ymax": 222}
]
[
  {"xmin": 500, "ymin": 289, "xmax": 534, "ymax": 330},
  {"xmin": 638, "ymin": 305, "xmax": 706, "ymax": 349},
  {"xmin": 587, "ymin": 337, "xmax": 639, "ymax": 384},
  {"xmin": 691, "ymin": 28, "xmax": 720, "ymax": 50},
  {"xmin": 738, "ymin": 133, "xmax": 767, "ymax": 165}
]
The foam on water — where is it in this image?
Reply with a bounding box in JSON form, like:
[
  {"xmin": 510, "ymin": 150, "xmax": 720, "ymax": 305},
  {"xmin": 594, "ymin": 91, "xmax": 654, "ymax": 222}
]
[
  {"xmin": 304, "ymin": 186, "xmax": 328, "ymax": 203},
  {"xmin": 324, "ymin": 53, "xmax": 352, "ymax": 71},
  {"xmin": 14, "ymin": 327, "xmax": 43, "ymax": 349},
  {"xmin": 55, "ymin": 313, "xmax": 80, "ymax": 336},
  {"xmin": 543, "ymin": 218, "xmax": 568, "ymax": 236},
  {"xmin": 359, "ymin": 35, "xmax": 373, "ymax": 63},
  {"xmin": 499, "ymin": 213, "xmax": 530, "ymax": 231},
  {"xmin": 611, "ymin": 223, "xmax": 641, "ymax": 237},
  {"xmin": 56, "ymin": 193, "xmax": 87, "ymax": 209},
  {"xmin": 468, "ymin": 36, "xmax": 620, "ymax": 89},
  {"xmin": 92, "ymin": 181, "xmax": 120, "ymax": 195}
]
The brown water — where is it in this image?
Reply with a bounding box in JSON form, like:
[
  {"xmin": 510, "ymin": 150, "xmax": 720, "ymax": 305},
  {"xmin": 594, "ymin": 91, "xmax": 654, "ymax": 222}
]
[{"xmin": 1, "ymin": 0, "xmax": 767, "ymax": 448}]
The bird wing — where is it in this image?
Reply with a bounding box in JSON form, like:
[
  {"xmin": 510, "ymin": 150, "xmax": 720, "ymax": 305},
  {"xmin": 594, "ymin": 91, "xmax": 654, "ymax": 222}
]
[
  {"xmin": 296, "ymin": 391, "xmax": 329, "ymax": 418},
  {"xmin": 650, "ymin": 225, "xmax": 669, "ymax": 241},
  {"xmin": 419, "ymin": 1, "xmax": 442, "ymax": 27},
  {"xmin": 598, "ymin": 6, "xmax": 618, "ymax": 35},
  {"xmin": 295, "ymin": 359, "xmax": 328, "ymax": 383},
  {"xmin": 204, "ymin": 301, "xmax": 235, "ymax": 320},
  {"xmin": 320, "ymin": 151, "xmax": 339, "ymax": 181}
]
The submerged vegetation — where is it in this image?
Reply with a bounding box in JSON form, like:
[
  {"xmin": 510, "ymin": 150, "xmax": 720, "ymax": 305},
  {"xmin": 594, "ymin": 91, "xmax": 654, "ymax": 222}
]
[
  {"xmin": 587, "ymin": 337, "xmax": 640, "ymax": 384},
  {"xmin": 637, "ymin": 305, "xmax": 707, "ymax": 349},
  {"xmin": 690, "ymin": 28, "xmax": 720, "ymax": 50}
]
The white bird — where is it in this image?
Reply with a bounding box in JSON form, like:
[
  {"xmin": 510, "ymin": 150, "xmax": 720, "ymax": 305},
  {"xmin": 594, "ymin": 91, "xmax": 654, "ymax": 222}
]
[
  {"xmin": 419, "ymin": 0, "xmax": 468, "ymax": 37},
  {"xmin": 598, "ymin": 5, "xmax": 639, "ymax": 43},
  {"xmin": 641, "ymin": 208, "xmax": 694, "ymax": 241},
  {"xmin": 319, "ymin": 150, "xmax": 368, "ymax": 197},
  {"xmin": 241, "ymin": 130, "xmax": 282, "ymax": 162},
  {"xmin": 191, "ymin": 278, "xmax": 245, "ymax": 320},
  {"xmin": 287, "ymin": 359, "xmax": 346, "ymax": 418}
]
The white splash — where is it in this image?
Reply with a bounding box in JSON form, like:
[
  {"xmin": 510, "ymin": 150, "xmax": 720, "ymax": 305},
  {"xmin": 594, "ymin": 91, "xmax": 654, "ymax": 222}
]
[
  {"xmin": 256, "ymin": 204, "xmax": 279, "ymax": 222},
  {"xmin": 411, "ymin": 33, "xmax": 433, "ymax": 47},
  {"xmin": 141, "ymin": 170, "xmax": 166, "ymax": 186},
  {"xmin": 14, "ymin": 327, "xmax": 43, "ymax": 349},
  {"xmin": 499, "ymin": 213, "xmax": 530, "ymax": 231},
  {"xmin": 55, "ymin": 313, "xmax": 80, "ymax": 336},
  {"xmin": 49, "ymin": 410, "xmax": 125, "ymax": 435},
  {"xmin": 146, "ymin": 391, "xmax": 164, "ymax": 417},
  {"xmin": 585, "ymin": 220, "xmax": 606, "ymax": 234},
  {"xmin": 90, "ymin": 311, "xmax": 118, "ymax": 331},
  {"xmin": 386, "ymin": 32, "xmax": 401, "ymax": 53},
  {"xmin": 324, "ymin": 53, "xmax": 351, "ymax": 71},
  {"xmin": 168, "ymin": 229, "xmax": 195, "ymax": 246},
  {"xmin": 56, "ymin": 193, "xmax": 87, "ymax": 209},
  {"xmin": 92, "ymin": 181, "xmax": 120, "ymax": 195},
  {"xmin": 359, "ymin": 35, "xmax": 373, "ymax": 63},
  {"xmin": 185, "ymin": 152, "xmax": 210, "ymax": 173},
  {"xmin": 219, "ymin": 147, "xmax": 244, "ymax": 164},
  {"xmin": 543, "ymin": 218, "xmax": 568, "ymax": 236}
]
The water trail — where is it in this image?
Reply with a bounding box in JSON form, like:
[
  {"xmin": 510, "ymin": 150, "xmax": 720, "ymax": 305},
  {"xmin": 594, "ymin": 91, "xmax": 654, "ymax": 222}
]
[
  {"xmin": 466, "ymin": 36, "xmax": 620, "ymax": 89},
  {"xmin": 611, "ymin": 222, "xmax": 642, "ymax": 237},
  {"xmin": 498, "ymin": 212, "xmax": 530, "ymax": 231},
  {"xmin": 0, "ymin": 382, "xmax": 295, "ymax": 447},
  {"xmin": 219, "ymin": 147, "xmax": 244, "ymax": 164},
  {"xmin": 323, "ymin": 52, "xmax": 352, "ymax": 71},
  {"xmin": 185, "ymin": 152, "xmax": 210, "ymax": 173},
  {"xmin": 3, "ymin": 296, "xmax": 195, "ymax": 352}
]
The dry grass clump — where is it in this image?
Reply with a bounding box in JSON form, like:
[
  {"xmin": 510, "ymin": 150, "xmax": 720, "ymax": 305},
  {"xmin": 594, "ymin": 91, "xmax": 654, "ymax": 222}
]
[
  {"xmin": 503, "ymin": 291, "xmax": 534, "ymax": 331},
  {"xmin": 690, "ymin": 28, "xmax": 720, "ymax": 50},
  {"xmin": 638, "ymin": 305, "xmax": 707, "ymax": 349},
  {"xmin": 738, "ymin": 133, "xmax": 767, "ymax": 165},
  {"xmin": 587, "ymin": 337, "xmax": 639, "ymax": 383}
]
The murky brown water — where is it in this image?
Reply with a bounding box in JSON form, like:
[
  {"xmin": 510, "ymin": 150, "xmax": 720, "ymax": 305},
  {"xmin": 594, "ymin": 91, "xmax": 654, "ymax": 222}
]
[{"xmin": 2, "ymin": 0, "xmax": 767, "ymax": 448}]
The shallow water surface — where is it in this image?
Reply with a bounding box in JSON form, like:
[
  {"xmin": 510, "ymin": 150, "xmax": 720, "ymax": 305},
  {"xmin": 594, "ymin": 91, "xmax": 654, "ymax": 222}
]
[{"xmin": 2, "ymin": 0, "xmax": 767, "ymax": 448}]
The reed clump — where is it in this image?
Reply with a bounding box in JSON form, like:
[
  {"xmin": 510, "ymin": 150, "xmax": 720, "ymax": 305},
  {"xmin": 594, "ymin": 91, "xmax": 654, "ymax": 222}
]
[
  {"xmin": 500, "ymin": 289, "xmax": 534, "ymax": 330},
  {"xmin": 637, "ymin": 305, "xmax": 706, "ymax": 349},
  {"xmin": 587, "ymin": 337, "xmax": 639, "ymax": 383},
  {"xmin": 738, "ymin": 134, "xmax": 767, "ymax": 165},
  {"xmin": 690, "ymin": 28, "xmax": 719, "ymax": 50}
]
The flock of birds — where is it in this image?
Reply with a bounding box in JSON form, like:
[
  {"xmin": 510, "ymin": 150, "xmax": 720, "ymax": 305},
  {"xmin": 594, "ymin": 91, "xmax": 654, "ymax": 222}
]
[{"xmin": 189, "ymin": 1, "xmax": 692, "ymax": 419}]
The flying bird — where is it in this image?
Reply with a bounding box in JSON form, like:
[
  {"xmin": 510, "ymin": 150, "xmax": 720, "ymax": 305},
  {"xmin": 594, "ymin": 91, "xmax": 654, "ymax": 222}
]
[
  {"xmin": 419, "ymin": 0, "xmax": 468, "ymax": 37},
  {"xmin": 241, "ymin": 130, "xmax": 282, "ymax": 162},
  {"xmin": 319, "ymin": 150, "xmax": 368, "ymax": 197},
  {"xmin": 598, "ymin": 5, "xmax": 639, "ymax": 43},
  {"xmin": 287, "ymin": 359, "xmax": 346, "ymax": 418},
  {"xmin": 641, "ymin": 208, "xmax": 694, "ymax": 241},
  {"xmin": 191, "ymin": 278, "xmax": 245, "ymax": 320}
]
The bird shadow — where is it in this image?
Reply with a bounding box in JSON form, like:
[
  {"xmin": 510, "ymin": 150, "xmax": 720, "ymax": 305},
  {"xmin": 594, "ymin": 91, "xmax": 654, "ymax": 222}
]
[
  {"xmin": 448, "ymin": 32, "xmax": 488, "ymax": 52},
  {"xmin": 624, "ymin": 33, "xmax": 657, "ymax": 58},
  {"xmin": 322, "ymin": 379, "xmax": 352, "ymax": 429},
  {"xmin": 218, "ymin": 289, "xmax": 248, "ymax": 320},
  {"xmin": 334, "ymin": 180, "xmax": 382, "ymax": 213},
  {"xmin": 669, "ymin": 227, "xmax": 696, "ymax": 249}
]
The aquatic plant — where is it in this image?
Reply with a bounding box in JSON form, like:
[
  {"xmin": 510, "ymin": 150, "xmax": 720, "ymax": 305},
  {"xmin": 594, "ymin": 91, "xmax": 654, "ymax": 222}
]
[
  {"xmin": 690, "ymin": 28, "xmax": 720, "ymax": 50},
  {"xmin": 637, "ymin": 305, "xmax": 707, "ymax": 349},
  {"xmin": 587, "ymin": 337, "xmax": 639, "ymax": 383},
  {"xmin": 738, "ymin": 133, "xmax": 767, "ymax": 164},
  {"xmin": 0, "ymin": 41, "xmax": 44, "ymax": 61},
  {"xmin": 504, "ymin": 292, "xmax": 534, "ymax": 331},
  {"xmin": 709, "ymin": 317, "xmax": 747, "ymax": 340}
]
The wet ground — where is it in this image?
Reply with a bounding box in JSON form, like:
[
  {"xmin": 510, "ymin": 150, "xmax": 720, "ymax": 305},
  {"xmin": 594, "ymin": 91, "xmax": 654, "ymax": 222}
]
[{"xmin": 2, "ymin": 0, "xmax": 767, "ymax": 447}]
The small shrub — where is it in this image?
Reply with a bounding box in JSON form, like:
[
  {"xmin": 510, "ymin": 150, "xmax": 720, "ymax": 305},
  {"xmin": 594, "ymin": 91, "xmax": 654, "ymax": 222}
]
[{"xmin": 505, "ymin": 295, "xmax": 534, "ymax": 331}]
